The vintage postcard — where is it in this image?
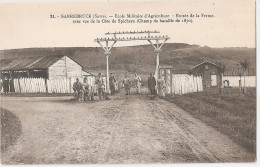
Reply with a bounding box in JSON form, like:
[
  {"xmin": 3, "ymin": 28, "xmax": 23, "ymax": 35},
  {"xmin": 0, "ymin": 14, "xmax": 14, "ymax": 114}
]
[{"xmin": 0, "ymin": 0, "xmax": 257, "ymax": 165}]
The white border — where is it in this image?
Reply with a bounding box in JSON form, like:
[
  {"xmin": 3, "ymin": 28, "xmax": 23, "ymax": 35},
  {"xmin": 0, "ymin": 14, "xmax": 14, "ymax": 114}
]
[{"xmin": 0, "ymin": 1, "xmax": 258, "ymax": 167}]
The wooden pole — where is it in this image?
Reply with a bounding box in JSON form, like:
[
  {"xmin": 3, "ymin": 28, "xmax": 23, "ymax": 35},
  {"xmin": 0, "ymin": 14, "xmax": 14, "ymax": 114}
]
[
  {"xmin": 156, "ymin": 53, "xmax": 160, "ymax": 75},
  {"xmin": 65, "ymin": 56, "xmax": 68, "ymax": 78},
  {"xmin": 106, "ymin": 55, "xmax": 109, "ymax": 93},
  {"xmin": 170, "ymin": 69, "xmax": 173, "ymax": 94},
  {"xmin": 18, "ymin": 78, "xmax": 21, "ymax": 93},
  {"xmin": 45, "ymin": 78, "xmax": 48, "ymax": 93}
]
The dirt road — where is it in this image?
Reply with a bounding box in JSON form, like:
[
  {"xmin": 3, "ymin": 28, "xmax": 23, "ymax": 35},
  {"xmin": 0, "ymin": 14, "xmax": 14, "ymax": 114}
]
[{"xmin": 0, "ymin": 91, "xmax": 255, "ymax": 164}]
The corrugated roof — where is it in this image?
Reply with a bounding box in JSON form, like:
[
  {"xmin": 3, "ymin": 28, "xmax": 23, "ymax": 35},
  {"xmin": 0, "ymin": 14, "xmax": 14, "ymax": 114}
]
[{"xmin": 0, "ymin": 55, "xmax": 65, "ymax": 71}]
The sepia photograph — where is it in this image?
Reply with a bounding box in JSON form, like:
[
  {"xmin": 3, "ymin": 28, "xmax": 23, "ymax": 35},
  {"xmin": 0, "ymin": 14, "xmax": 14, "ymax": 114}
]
[{"xmin": 0, "ymin": 0, "xmax": 257, "ymax": 165}]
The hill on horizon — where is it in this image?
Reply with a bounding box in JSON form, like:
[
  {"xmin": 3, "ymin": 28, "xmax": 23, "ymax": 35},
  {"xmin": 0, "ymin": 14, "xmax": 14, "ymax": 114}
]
[{"xmin": 0, "ymin": 43, "xmax": 256, "ymax": 78}]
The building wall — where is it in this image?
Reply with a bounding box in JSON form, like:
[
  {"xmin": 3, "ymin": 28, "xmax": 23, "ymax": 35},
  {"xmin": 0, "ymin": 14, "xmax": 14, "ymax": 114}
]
[
  {"xmin": 192, "ymin": 63, "xmax": 221, "ymax": 87},
  {"xmin": 48, "ymin": 56, "xmax": 83, "ymax": 78}
]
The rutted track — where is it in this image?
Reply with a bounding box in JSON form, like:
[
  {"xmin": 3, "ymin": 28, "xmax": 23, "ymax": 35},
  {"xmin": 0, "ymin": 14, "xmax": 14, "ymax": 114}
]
[{"xmin": 1, "ymin": 92, "xmax": 255, "ymax": 164}]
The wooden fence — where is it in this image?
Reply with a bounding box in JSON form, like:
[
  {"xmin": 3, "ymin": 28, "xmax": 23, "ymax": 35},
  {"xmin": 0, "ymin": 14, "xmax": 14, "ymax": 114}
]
[
  {"xmin": 9, "ymin": 76, "xmax": 119, "ymax": 94},
  {"xmin": 4, "ymin": 72, "xmax": 201, "ymax": 95},
  {"xmin": 160, "ymin": 68, "xmax": 203, "ymax": 95},
  {"xmin": 170, "ymin": 74, "xmax": 203, "ymax": 95},
  {"xmin": 12, "ymin": 76, "xmax": 98, "ymax": 93}
]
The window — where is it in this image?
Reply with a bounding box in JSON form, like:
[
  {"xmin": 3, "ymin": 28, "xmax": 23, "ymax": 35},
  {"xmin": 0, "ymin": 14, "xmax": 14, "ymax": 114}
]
[{"xmin": 205, "ymin": 65, "xmax": 209, "ymax": 70}]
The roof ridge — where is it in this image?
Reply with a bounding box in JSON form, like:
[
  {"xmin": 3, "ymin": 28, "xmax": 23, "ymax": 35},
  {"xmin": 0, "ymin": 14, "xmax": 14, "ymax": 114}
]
[{"xmin": 191, "ymin": 61, "xmax": 222, "ymax": 69}]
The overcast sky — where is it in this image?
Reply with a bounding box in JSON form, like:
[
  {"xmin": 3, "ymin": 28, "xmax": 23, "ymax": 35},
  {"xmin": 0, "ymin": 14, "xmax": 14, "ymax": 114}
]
[{"xmin": 0, "ymin": 0, "xmax": 256, "ymax": 50}]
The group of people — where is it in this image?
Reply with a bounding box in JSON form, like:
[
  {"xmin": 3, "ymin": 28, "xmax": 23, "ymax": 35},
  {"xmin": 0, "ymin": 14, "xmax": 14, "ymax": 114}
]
[
  {"xmin": 73, "ymin": 72, "xmax": 114, "ymax": 101},
  {"xmin": 0, "ymin": 77, "xmax": 15, "ymax": 93},
  {"xmin": 71, "ymin": 72, "xmax": 167, "ymax": 101},
  {"xmin": 122, "ymin": 73, "xmax": 166, "ymax": 98},
  {"xmin": 72, "ymin": 77, "xmax": 95, "ymax": 101},
  {"xmin": 123, "ymin": 73, "xmax": 142, "ymax": 95},
  {"xmin": 148, "ymin": 73, "xmax": 166, "ymax": 98}
]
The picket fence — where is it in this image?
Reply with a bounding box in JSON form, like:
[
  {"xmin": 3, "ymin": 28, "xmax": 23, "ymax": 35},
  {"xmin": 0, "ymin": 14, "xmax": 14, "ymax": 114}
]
[
  {"xmin": 159, "ymin": 67, "xmax": 203, "ymax": 95},
  {"xmin": 12, "ymin": 77, "xmax": 99, "ymax": 93},
  {"xmin": 169, "ymin": 74, "xmax": 203, "ymax": 95}
]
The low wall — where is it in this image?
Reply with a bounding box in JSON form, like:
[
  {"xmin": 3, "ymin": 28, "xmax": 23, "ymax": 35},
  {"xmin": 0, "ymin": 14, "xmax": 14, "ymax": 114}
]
[{"xmin": 223, "ymin": 76, "xmax": 256, "ymax": 87}]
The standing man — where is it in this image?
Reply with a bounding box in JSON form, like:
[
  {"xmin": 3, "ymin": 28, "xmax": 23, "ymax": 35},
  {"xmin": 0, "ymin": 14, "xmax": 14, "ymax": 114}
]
[
  {"xmin": 3, "ymin": 76, "xmax": 9, "ymax": 93},
  {"xmin": 134, "ymin": 73, "xmax": 142, "ymax": 94},
  {"xmin": 109, "ymin": 73, "xmax": 117, "ymax": 95},
  {"xmin": 123, "ymin": 74, "xmax": 131, "ymax": 95},
  {"xmin": 148, "ymin": 73, "xmax": 156, "ymax": 96},
  {"xmin": 82, "ymin": 77, "xmax": 91, "ymax": 101},
  {"xmin": 73, "ymin": 78, "xmax": 83, "ymax": 101},
  {"xmin": 9, "ymin": 77, "xmax": 15, "ymax": 93},
  {"xmin": 96, "ymin": 73, "xmax": 109, "ymax": 100},
  {"xmin": 0, "ymin": 79, "xmax": 3, "ymax": 93},
  {"xmin": 157, "ymin": 76, "xmax": 166, "ymax": 98}
]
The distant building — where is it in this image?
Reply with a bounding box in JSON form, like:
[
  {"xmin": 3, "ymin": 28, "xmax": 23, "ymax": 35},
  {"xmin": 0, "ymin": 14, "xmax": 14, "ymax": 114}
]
[
  {"xmin": 0, "ymin": 55, "xmax": 93, "ymax": 79},
  {"xmin": 191, "ymin": 61, "xmax": 223, "ymax": 87}
]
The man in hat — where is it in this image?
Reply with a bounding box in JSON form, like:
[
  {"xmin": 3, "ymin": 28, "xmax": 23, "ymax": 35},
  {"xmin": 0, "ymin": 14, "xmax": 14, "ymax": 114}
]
[
  {"xmin": 157, "ymin": 76, "xmax": 166, "ymax": 98},
  {"xmin": 109, "ymin": 73, "xmax": 117, "ymax": 95},
  {"xmin": 96, "ymin": 73, "xmax": 109, "ymax": 100},
  {"xmin": 148, "ymin": 73, "xmax": 156, "ymax": 96},
  {"xmin": 123, "ymin": 74, "xmax": 131, "ymax": 95},
  {"xmin": 134, "ymin": 73, "xmax": 142, "ymax": 94},
  {"xmin": 82, "ymin": 77, "xmax": 92, "ymax": 101},
  {"xmin": 3, "ymin": 76, "xmax": 9, "ymax": 93},
  {"xmin": 73, "ymin": 78, "xmax": 83, "ymax": 101}
]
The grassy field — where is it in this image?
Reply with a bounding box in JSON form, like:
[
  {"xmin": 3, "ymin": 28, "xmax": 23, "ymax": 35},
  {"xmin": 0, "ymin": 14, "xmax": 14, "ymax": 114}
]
[
  {"xmin": 165, "ymin": 87, "xmax": 256, "ymax": 153},
  {"xmin": 1, "ymin": 108, "xmax": 22, "ymax": 153}
]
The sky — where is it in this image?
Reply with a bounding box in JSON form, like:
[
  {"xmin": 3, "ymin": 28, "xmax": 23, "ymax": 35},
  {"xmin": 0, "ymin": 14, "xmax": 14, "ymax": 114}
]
[{"xmin": 0, "ymin": 0, "xmax": 256, "ymax": 50}]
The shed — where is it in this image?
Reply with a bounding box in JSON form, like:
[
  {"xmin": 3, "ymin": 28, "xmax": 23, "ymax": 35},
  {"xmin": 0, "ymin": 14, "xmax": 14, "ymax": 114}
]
[
  {"xmin": 0, "ymin": 55, "xmax": 93, "ymax": 79},
  {"xmin": 191, "ymin": 61, "xmax": 223, "ymax": 87}
]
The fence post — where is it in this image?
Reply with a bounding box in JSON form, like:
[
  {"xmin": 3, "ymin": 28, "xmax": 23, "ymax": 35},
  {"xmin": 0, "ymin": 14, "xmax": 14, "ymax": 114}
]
[
  {"xmin": 45, "ymin": 78, "xmax": 48, "ymax": 93},
  {"xmin": 69, "ymin": 78, "xmax": 71, "ymax": 93},
  {"xmin": 18, "ymin": 78, "xmax": 21, "ymax": 93}
]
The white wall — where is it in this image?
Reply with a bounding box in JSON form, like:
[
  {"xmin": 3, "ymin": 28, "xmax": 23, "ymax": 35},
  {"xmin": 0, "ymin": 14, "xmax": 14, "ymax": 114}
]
[
  {"xmin": 48, "ymin": 56, "xmax": 82, "ymax": 78},
  {"xmin": 223, "ymin": 76, "xmax": 256, "ymax": 87}
]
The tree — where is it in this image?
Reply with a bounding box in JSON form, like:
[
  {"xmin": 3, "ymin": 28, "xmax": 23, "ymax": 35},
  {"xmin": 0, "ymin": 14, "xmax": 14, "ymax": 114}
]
[{"xmin": 238, "ymin": 59, "xmax": 249, "ymax": 94}]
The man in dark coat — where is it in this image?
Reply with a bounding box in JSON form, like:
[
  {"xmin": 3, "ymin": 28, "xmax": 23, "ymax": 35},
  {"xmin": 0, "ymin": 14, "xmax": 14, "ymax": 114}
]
[
  {"xmin": 3, "ymin": 76, "xmax": 9, "ymax": 93},
  {"xmin": 95, "ymin": 73, "xmax": 110, "ymax": 100},
  {"xmin": 148, "ymin": 73, "xmax": 156, "ymax": 95},
  {"xmin": 73, "ymin": 78, "xmax": 83, "ymax": 101},
  {"xmin": 9, "ymin": 77, "xmax": 15, "ymax": 92},
  {"xmin": 109, "ymin": 73, "xmax": 116, "ymax": 95},
  {"xmin": 123, "ymin": 74, "xmax": 131, "ymax": 95}
]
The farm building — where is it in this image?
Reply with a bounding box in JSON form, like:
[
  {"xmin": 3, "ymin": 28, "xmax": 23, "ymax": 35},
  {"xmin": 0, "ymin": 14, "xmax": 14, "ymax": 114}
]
[
  {"xmin": 191, "ymin": 61, "xmax": 223, "ymax": 87},
  {"xmin": 0, "ymin": 55, "xmax": 93, "ymax": 79}
]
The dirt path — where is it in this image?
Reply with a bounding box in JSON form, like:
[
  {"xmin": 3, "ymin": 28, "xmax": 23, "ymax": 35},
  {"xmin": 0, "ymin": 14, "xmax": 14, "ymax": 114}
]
[{"xmin": 0, "ymin": 92, "xmax": 255, "ymax": 164}]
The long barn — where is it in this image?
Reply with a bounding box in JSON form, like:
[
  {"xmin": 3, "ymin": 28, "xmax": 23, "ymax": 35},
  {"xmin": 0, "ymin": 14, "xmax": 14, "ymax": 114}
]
[{"xmin": 0, "ymin": 55, "xmax": 93, "ymax": 79}]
